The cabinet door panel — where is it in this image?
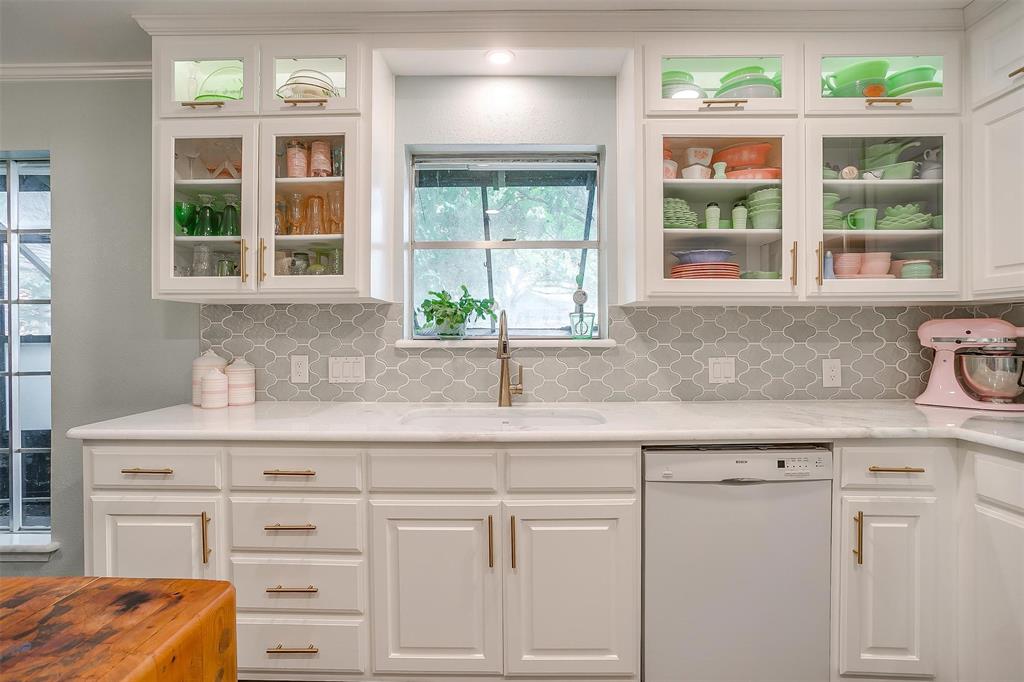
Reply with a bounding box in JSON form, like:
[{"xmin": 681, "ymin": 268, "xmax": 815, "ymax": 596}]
[
  {"xmin": 972, "ymin": 505, "xmax": 1024, "ymax": 682},
  {"xmin": 840, "ymin": 496, "xmax": 936, "ymax": 676},
  {"xmin": 504, "ymin": 501, "xmax": 637, "ymax": 676},
  {"xmin": 371, "ymin": 502, "xmax": 502, "ymax": 674}
]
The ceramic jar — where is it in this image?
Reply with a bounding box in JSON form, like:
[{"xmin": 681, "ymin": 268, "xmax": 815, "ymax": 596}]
[
  {"xmin": 226, "ymin": 358, "xmax": 256, "ymax": 406},
  {"xmin": 285, "ymin": 139, "xmax": 309, "ymax": 178},
  {"xmin": 200, "ymin": 369, "xmax": 229, "ymax": 409},
  {"xmin": 192, "ymin": 350, "xmax": 227, "ymax": 406}
]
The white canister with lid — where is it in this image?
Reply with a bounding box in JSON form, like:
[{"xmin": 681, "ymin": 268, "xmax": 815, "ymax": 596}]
[
  {"xmin": 192, "ymin": 351, "xmax": 227, "ymax": 406},
  {"xmin": 226, "ymin": 358, "xmax": 256, "ymax": 406},
  {"xmin": 201, "ymin": 369, "xmax": 229, "ymax": 409}
]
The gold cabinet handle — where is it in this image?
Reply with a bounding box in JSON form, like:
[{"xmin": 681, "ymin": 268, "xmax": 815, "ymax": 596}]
[
  {"xmin": 240, "ymin": 238, "xmax": 249, "ymax": 282},
  {"xmin": 284, "ymin": 97, "xmax": 328, "ymax": 107},
  {"xmin": 120, "ymin": 467, "xmax": 174, "ymax": 475},
  {"xmin": 815, "ymin": 240, "xmax": 824, "ymax": 286},
  {"xmin": 510, "ymin": 515, "xmax": 517, "ymax": 570},
  {"xmin": 181, "ymin": 100, "xmax": 225, "ymax": 109},
  {"xmin": 853, "ymin": 511, "xmax": 864, "ymax": 565},
  {"xmin": 266, "ymin": 585, "xmax": 318, "ymax": 593},
  {"xmin": 868, "ymin": 465, "xmax": 926, "ymax": 473},
  {"xmin": 201, "ymin": 511, "xmax": 211, "ymax": 565},
  {"xmin": 264, "ymin": 523, "xmax": 317, "ymax": 531},
  {"xmin": 701, "ymin": 98, "xmax": 748, "ymax": 108},
  {"xmin": 790, "ymin": 241, "xmax": 798, "ymax": 286},
  {"xmin": 1008, "ymin": 66, "xmax": 1024, "ymax": 79},
  {"xmin": 266, "ymin": 644, "xmax": 318, "ymax": 654},
  {"xmin": 259, "ymin": 238, "xmax": 267, "ymax": 282},
  {"xmin": 865, "ymin": 97, "xmax": 913, "ymax": 106},
  {"xmin": 262, "ymin": 469, "xmax": 316, "ymax": 477},
  {"xmin": 487, "ymin": 515, "xmax": 494, "ymax": 568}
]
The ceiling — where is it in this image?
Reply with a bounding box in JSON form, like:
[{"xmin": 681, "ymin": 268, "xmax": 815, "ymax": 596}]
[{"xmin": 0, "ymin": 0, "xmax": 978, "ymax": 65}]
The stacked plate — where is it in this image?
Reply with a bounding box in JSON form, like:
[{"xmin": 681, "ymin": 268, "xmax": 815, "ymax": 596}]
[
  {"xmin": 671, "ymin": 262, "xmax": 740, "ymax": 279},
  {"xmin": 276, "ymin": 68, "xmax": 339, "ymax": 100},
  {"xmin": 664, "ymin": 197, "xmax": 699, "ymax": 228},
  {"xmin": 877, "ymin": 212, "xmax": 934, "ymax": 230},
  {"xmin": 824, "ymin": 209, "xmax": 843, "ymax": 229}
]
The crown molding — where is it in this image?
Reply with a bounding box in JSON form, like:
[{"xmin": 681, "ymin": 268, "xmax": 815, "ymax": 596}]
[
  {"xmin": 134, "ymin": 9, "xmax": 965, "ymax": 35},
  {"xmin": 962, "ymin": 0, "xmax": 1005, "ymax": 27},
  {"xmin": 0, "ymin": 62, "xmax": 152, "ymax": 82}
]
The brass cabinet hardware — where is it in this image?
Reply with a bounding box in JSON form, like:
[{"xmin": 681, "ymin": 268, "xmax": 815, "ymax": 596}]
[
  {"xmin": 865, "ymin": 97, "xmax": 913, "ymax": 106},
  {"xmin": 815, "ymin": 241, "xmax": 824, "ymax": 286},
  {"xmin": 262, "ymin": 469, "xmax": 316, "ymax": 477},
  {"xmin": 510, "ymin": 515, "xmax": 517, "ymax": 570},
  {"xmin": 266, "ymin": 585, "xmax": 318, "ymax": 593},
  {"xmin": 284, "ymin": 97, "xmax": 328, "ymax": 107},
  {"xmin": 201, "ymin": 511, "xmax": 211, "ymax": 565},
  {"xmin": 1009, "ymin": 66, "xmax": 1024, "ymax": 78},
  {"xmin": 266, "ymin": 644, "xmax": 318, "ymax": 654},
  {"xmin": 120, "ymin": 467, "xmax": 174, "ymax": 475},
  {"xmin": 790, "ymin": 241, "xmax": 798, "ymax": 286},
  {"xmin": 487, "ymin": 515, "xmax": 494, "ymax": 568},
  {"xmin": 853, "ymin": 511, "xmax": 864, "ymax": 565},
  {"xmin": 868, "ymin": 465, "xmax": 926, "ymax": 473},
  {"xmin": 259, "ymin": 238, "xmax": 267, "ymax": 282},
  {"xmin": 702, "ymin": 98, "xmax": 748, "ymax": 108},
  {"xmin": 181, "ymin": 100, "xmax": 225, "ymax": 109},
  {"xmin": 264, "ymin": 523, "xmax": 317, "ymax": 531},
  {"xmin": 240, "ymin": 238, "xmax": 249, "ymax": 283}
]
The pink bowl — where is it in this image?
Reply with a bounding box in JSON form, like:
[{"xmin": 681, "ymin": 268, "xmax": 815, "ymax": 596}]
[{"xmin": 862, "ymin": 251, "xmax": 892, "ymax": 261}]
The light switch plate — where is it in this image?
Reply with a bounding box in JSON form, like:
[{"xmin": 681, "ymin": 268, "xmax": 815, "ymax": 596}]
[
  {"xmin": 709, "ymin": 357, "xmax": 736, "ymax": 384},
  {"xmin": 822, "ymin": 359, "xmax": 842, "ymax": 388},
  {"xmin": 290, "ymin": 355, "xmax": 309, "ymax": 384},
  {"xmin": 330, "ymin": 356, "xmax": 365, "ymax": 384}
]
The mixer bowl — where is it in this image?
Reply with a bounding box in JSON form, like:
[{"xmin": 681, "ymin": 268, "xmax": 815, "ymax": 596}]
[{"xmin": 955, "ymin": 351, "xmax": 1024, "ymax": 403}]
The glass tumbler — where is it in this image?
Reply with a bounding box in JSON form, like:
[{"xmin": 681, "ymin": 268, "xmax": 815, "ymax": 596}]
[
  {"xmin": 286, "ymin": 192, "xmax": 305, "ymax": 235},
  {"xmin": 310, "ymin": 139, "xmax": 332, "ymax": 177},
  {"xmin": 192, "ymin": 244, "xmax": 214, "ymax": 277},
  {"xmin": 285, "ymin": 139, "xmax": 309, "ymax": 178},
  {"xmin": 306, "ymin": 195, "xmax": 326, "ymax": 236},
  {"xmin": 328, "ymin": 189, "xmax": 344, "ymax": 234}
]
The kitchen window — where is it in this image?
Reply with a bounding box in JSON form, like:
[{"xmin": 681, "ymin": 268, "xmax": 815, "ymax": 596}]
[
  {"xmin": 410, "ymin": 154, "xmax": 601, "ymax": 339},
  {"xmin": 0, "ymin": 156, "xmax": 52, "ymax": 532}
]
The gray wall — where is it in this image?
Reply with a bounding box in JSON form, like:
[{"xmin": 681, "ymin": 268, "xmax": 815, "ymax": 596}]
[{"xmin": 0, "ymin": 79, "xmax": 199, "ymax": 576}]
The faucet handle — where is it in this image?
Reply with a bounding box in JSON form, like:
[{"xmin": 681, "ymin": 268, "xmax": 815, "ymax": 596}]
[{"xmin": 511, "ymin": 364, "xmax": 524, "ymax": 395}]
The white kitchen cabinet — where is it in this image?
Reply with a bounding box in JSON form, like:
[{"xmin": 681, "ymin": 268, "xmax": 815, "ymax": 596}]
[
  {"xmin": 968, "ymin": 1, "xmax": 1024, "ymax": 108},
  {"xmin": 643, "ymin": 34, "xmax": 801, "ymax": 115},
  {"xmin": 259, "ymin": 36, "xmax": 360, "ymax": 115},
  {"xmin": 504, "ymin": 501, "xmax": 637, "ymax": 676},
  {"xmin": 804, "ymin": 33, "xmax": 961, "ymax": 115},
  {"xmin": 153, "ymin": 36, "xmax": 260, "ymax": 118},
  {"xmin": 370, "ymin": 502, "xmax": 503, "ymax": 674},
  {"xmin": 970, "ymin": 87, "xmax": 1024, "ymax": 299},
  {"xmin": 839, "ymin": 496, "xmax": 937, "ymax": 677},
  {"xmin": 90, "ymin": 497, "xmax": 221, "ymax": 579},
  {"xmin": 805, "ymin": 116, "xmax": 961, "ymax": 301}
]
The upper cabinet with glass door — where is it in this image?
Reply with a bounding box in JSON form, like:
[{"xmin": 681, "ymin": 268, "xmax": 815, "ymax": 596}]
[
  {"xmin": 153, "ymin": 37, "xmax": 259, "ymax": 117},
  {"xmin": 805, "ymin": 33, "xmax": 961, "ymax": 115},
  {"xmin": 259, "ymin": 37, "xmax": 360, "ymax": 114},
  {"xmin": 644, "ymin": 35, "xmax": 801, "ymax": 115}
]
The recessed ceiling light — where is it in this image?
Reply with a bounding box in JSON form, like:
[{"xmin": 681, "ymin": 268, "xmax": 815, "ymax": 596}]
[{"xmin": 485, "ymin": 49, "xmax": 515, "ymax": 65}]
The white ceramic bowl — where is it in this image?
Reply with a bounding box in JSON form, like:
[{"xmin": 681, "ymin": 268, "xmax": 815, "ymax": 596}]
[
  {"xmin": 685, "ymin": 147, "xmax": 714, "ymax": 167},
  {"xmin": 680, "ymin": 164, "xmax": 713, "ymax": 179}
]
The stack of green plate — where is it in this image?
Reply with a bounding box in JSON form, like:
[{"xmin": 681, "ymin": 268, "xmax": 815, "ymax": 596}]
[
  {"xmin": 877, "ymin": 212, "xmax": 934, "ymax": 230},
  {"xmin": 824, "ymin": 209, "xmax": 843, "ymax": 229},
  {"xmin": 664, "ymin": 197, "xmax": 699, "ymax": 228}
]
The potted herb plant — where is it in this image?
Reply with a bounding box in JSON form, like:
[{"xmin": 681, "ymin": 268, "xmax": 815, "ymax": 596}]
[{"xmin": 419, "ymin": 286, "xmax": 496, "ymax": 340}]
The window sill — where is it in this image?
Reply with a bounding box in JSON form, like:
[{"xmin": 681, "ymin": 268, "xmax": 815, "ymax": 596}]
[
  {"xmin": 0, "ymin": 533, "xmax": 61, "ymax": 563},
  {"xmin": 396, "ymin": 338, "xmax": 617, "ymax": 350}
]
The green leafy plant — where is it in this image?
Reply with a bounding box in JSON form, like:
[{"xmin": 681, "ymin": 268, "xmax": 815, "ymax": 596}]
[{"xmin": 419, "ymin": 286, "xmax": 496, "ymax": 335}]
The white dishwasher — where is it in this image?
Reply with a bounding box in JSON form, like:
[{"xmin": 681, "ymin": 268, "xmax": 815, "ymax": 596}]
[{"xmin": 643, "ymin": 444, "xmax": 833, "ymax": 682}]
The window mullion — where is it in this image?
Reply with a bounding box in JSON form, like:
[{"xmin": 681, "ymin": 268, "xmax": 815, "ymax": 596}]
[
  {"xmin": 479, "ymin": 184, "xmax": 496, "ymax": 335},
  {"xmin": 7, "ymin": 161, "xmax": 22, "ymax": 531}
]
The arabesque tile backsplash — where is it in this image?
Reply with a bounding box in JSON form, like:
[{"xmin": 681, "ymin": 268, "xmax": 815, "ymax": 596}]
[{"xmin": 200, "ymin": 303, "xmax": 1023, "ymax": 403}]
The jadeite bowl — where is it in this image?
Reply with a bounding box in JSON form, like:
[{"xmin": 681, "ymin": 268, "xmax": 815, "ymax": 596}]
[
  {"xmin": 885, "ymin": 65, "xmax": 938, "ymax": 91},
  {"xmin": 748, "ymin": 187, "xmax": 782, "ymax": 202},
  {"xmin": 719, "ymin": 65, "xmax": 765, "ymax": 85},
  {"xmin": 826, "ymin": 60, "xmax": 890, "ymax": 89}
]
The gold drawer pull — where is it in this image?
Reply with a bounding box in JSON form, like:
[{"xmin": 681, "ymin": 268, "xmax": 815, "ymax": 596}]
[
  {"xmin": 266, "ymin": 585, "xmax": 318, "ymax": 593},
  {"xmin": 266, "ymin": 644, "xmax": 318, "ymax": 655},
  {"xmin": 510, "ymin": 515, "xmax": 517, "ymax": 570},
  {"xmin": 815, "ymin": 241, "xmax": 824, "ymax": 286},
  {"xmin": 240, "ymin": 238, "xmax": 249, "ymax": 283},
  {"xmin": 790, "ymin": 241, "xmax": 798, "ymax": 286},
  {"xmin": 284, "ymin": 97, "xmax": 328, "ymax": 107},
  {"xmin": 487, "ymin": 515, "xmax": 494, "ymax": 568},
  {"xmin": 121, "ymin": 467, "xmax": 174, "ymax": 475},
  {"xmin": 702, "ymin": 98, "xmax": 748, "ymax": 108},
  {"xmin": 853, "ymin": 511, "xmax": 864, "ymax": 565},
  {"xmin": 263, "ymin": 469, "xmax": 316, "ymax": 477},
  {"xmin": 181, "ymin": 100, "xmax": 225, "ymax": 109},
  {"xmin": 201, "ymin": 511, "xmax": 211, "ymax": 564},
  {"xmin": 1009, "ymin": 66, "xmax": 1024, "ymax": 79},
  {"xmin": 264, "ymin": 523, "xmax": 317, "ymax": 531},
  {"xmin": 865, "ymin": 97, "xmax": 913, "ymax": 106},
  {"xmin": 259, "ymin": 238, "xmax": 267, "ymax": 282},
  {"xmin": 868, "ymin": 465, "xmax": 926, "ymax": 473}
]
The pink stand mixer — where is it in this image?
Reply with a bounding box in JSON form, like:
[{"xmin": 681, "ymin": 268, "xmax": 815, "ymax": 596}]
[{"xmin": 916, "ymin": 318, "xmax": 1024, "ymax": 411}]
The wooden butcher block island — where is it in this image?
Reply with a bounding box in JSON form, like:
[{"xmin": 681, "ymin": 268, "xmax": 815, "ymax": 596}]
[{"xmin": 0, "ymin": 577, "xmax": 236, "ymax": 681}]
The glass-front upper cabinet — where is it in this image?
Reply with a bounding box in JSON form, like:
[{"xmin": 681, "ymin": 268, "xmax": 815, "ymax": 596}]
[
  {"xmin": 259, "ymin": 37, "xmax": 360, "ymax": 114},
  {"xmin": 155, "ymin": 119, "xmax": 259, "ymax": 296},
  {"xmin": 258, "ymin": 117, "xmax": 358, "ymax": 292},
  {"xmin": 805, "ymin": 118, "xmax": 960, "ymax": 300},
  {"xmin": 153, "ymin": 37, "xmax": 259, "ymax": 117},
  {"xmin": 645, "ymin": 119, "xmax": 801, "ymax": 301},
  {"xmin": 805, "ymin": 34, "xmax": 961, "ymax": 114},
  {"xmin": 644, "ymin": 35, "xmax": 800, "ymax": 114}
]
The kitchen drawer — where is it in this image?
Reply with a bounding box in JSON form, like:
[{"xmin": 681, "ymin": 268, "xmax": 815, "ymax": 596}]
[
  {"xmin": 231, "ymin": 497, "xmax": 363, "ymax": 552},
  {"xmin": 840, "ymin": 444, "xmax": 936, "ymax": 490},
  {"xmin": 237, "ymin": 617, "xmax": 365, "ymax": 673},
  {"xmin": 975, "ymin": 453, "xmax": 1024, "ymax": 513},
  {"xmin": 89, "ymin": 445, "xmax": 221, "ymax": 490},
  {"xmin": 368, "ymin": 449, "xmax": 498, "ymax": 491},
  {"xmin": 230, "ymin": 446, "xmax": 362, "ymax": 491},
  {"xmin": 506, "ymin": 448, "xmax": 637, "ymax": 491},
  {"xmin": 231, "ymin": 556, "xmax": 364, "ymax": 613}
]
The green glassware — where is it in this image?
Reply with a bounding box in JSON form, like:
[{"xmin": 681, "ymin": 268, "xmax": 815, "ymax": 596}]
[
  {"xmin": 174, "ymin": 201, "xmax": 197, "ymax": 236},
  {"xmin": 194, "ymin": 193, "xmax": 217, "ymax": 237},
  {"xmin": 220, "ymin": 193, "xmax": 241, "ymax": 237}
]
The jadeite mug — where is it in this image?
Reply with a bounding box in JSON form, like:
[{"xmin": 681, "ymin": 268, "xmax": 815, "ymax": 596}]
[{"xmin": 845, "ymin": 208, "xmax": 878, "ymax": 230}]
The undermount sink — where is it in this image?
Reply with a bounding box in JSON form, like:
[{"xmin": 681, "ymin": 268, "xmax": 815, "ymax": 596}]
[{"xmin": 398, "ymin": 407, "xmax": 607, "ymax": 431}]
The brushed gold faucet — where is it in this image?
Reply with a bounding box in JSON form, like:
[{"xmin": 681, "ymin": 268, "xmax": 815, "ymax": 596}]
[{"xmin": 497, "ymin": 311, "xmax": 524, "ymax": 407}]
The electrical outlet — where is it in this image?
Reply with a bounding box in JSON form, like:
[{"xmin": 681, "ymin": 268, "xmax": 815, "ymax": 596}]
[
  {"xmin": 709, "ymin": 357, "xmax": 736, "ymax": 384},
  {"xmin": 290, "ymin": 355, "xmax": 309, "ymax": 384},
  {"xmin": 329, "ymin": 357, "xmax": 365, "ymax": 384},
  {"xmin": 822, "ymin": 359, "xmax": 842, "ymax": 388}
]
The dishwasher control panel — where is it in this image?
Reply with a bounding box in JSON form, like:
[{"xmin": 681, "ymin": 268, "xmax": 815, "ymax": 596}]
[
  {"xmin": 644, "ymin": 445, "xmax": 833, "ymax": 482},
  {"xmin": 776, "ymin": 454, "xmax": 828, "ymax": 477}
]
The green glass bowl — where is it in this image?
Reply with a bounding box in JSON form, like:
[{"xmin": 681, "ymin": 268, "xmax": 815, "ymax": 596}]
[
  {"xmin": 719, "ymin": 65, "xmax": 765, "ymax": 85},
  {"xmin": 825, "ymin": 59, "xmax": 890, "ymax": 90},
  {"xmin": 885, "ymin": 65, "xmax": 938, "ymax": 91},
  {"xmin": 662, "ymin": 70, "xmax": 695, "ymax": 84}
]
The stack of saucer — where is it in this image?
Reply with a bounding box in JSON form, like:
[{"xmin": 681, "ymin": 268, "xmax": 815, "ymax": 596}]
[{"xmin": 664, "ymin": 198, "xmax": 699, "ymax": 228}]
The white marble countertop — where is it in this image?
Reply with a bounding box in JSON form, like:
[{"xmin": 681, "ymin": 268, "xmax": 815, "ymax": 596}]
[{"xmin": 66, "ymin": 400, "xmax": 1024, "ymax": 455}]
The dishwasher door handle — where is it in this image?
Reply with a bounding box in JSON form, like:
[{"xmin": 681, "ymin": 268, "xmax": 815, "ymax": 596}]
[{"xmin": 720, "ymin": 477, "xmax": 769, "ymax": 483}]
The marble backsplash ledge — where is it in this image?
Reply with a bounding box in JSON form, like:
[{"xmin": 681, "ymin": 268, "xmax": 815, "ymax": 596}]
[{"xmin": 200, "ymin": 302, "xmax": 1023, "ymax": 403}]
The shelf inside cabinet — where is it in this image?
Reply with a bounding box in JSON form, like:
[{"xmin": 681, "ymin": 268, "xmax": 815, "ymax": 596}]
[
  {"xmin": 275, "ymin": 177, "xmax": 344, "ymax": 195},
  {"xmin": 174, "ymin": 236, "xmax": 242, "ymax": 244},
  {"xmin": 823, "ymin": 229, "xmax": 943, "ymax": 243},
  {"xmin": 664, "ymin": 178, "xmax": 781, "ymax": 202},
  {"xmin": 664, "ymin": 228, "xmax": 782, "ymax": 247},
  {"xmin": 175, "ymin": 179, "xmax": 242, "ymax": 194},
  {"xmin": 274, "ymin": 234, "xmax": 344, "ymax": 248}
]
